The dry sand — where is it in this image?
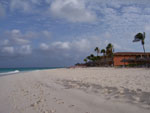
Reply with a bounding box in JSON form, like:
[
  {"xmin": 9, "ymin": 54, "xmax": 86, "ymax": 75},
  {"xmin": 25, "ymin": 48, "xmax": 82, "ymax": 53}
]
[{"xmin": 0, "ymin": 67, "xmax": 150, "ymax": 113}]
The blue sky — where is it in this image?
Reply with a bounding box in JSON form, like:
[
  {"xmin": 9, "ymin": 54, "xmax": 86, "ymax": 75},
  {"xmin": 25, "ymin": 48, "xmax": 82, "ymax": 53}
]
[{"xmin": 0, "ymin": 0, "xmax": 150, "ymax": 67}]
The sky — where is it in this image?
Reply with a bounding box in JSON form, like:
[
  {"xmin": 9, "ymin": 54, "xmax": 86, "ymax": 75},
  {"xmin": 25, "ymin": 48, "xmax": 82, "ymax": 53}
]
[{"xmin": 0, "ymin": 0, "xmax": 150, "ymax": 68}]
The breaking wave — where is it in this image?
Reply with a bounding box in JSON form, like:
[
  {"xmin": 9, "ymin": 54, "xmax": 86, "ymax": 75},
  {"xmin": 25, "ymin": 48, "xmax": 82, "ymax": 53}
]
[{"xmin": 0, "ymin": 70, "xmax": 20, "ymax": 75}]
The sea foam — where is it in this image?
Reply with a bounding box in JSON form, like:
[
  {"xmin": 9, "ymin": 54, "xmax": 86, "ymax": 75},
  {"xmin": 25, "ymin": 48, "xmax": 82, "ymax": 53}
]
[{"xmin": 0, "ymin": 70, "xmax": 20, "ymax": 75}]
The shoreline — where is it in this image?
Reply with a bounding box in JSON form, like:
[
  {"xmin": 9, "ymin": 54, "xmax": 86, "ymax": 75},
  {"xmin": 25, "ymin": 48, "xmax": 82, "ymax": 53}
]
[
  {"xmin": 0, "ymin": 66, "xmax": 149, "ymax": 76},
  {"xmin": 0, "ymin": 67, "xmax": 150, "ymax": 113},
  {"xmin": 0, "ymin": 67, "xmax": 65, "ymax": 77}
]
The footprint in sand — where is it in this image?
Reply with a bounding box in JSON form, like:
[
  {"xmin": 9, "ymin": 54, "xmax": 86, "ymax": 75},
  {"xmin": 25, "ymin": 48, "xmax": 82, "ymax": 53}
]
[
  {"xmin": 57, "ymin": 101, "xmax": 64, "ymax": 104},
  {"xmin": 30, "ymin": 102, "xmax": 37, "ymax": 107},
  {"xmin": 30, "ymin": 98, "xmax": 44, "ymax": 107},
  {"xmin": 53, "ymin": 97, "xmax": 65, "ymax": 104},
  {"xmin": 68, "ymin": 104, "xmax": 75, "ymax": 107}
]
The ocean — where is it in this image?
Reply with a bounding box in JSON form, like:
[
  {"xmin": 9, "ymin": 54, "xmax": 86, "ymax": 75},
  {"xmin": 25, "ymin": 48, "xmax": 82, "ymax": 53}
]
[{"xmin": 0, "ymin": 67, "xmax": 63, "ymax": 76}]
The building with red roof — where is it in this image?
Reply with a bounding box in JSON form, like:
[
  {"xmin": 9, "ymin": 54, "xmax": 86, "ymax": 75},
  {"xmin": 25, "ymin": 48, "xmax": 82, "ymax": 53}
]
[{"xmin": 113, "ymin": 52, "xmax": 150, "ymax": 66}]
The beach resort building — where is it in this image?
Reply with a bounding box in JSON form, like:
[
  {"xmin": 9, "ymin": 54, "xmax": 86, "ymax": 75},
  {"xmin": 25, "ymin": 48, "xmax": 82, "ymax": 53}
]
[{"xmin": 113, "ymin": 52, "xmax": 150, "ymax": 66}]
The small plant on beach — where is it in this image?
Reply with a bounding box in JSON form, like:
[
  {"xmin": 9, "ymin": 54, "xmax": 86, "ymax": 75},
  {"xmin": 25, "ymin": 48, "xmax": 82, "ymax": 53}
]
[{"xmin": 133, "ymin": 32, "xmax": 146, "ymax": 53}]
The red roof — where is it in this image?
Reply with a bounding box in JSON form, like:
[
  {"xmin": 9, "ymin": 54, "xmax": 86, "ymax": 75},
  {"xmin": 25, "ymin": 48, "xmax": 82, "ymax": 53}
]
[{"xmin": 114, "ymin": 52, "xmax": 150, "ymax": 56}]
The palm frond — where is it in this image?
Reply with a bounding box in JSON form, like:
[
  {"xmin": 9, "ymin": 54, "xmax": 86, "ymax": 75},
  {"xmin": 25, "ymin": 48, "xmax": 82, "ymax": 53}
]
[
  {"xmin": 133, "ymin": 32, "xmax": 146, "ymax": 53},
  {"xmin": 133, "ymin": 33, "xmax": 143, "ymax": 42},
  {"xmin": 133, "ymin": 39, "xmax": 140, "ymax": 42}
]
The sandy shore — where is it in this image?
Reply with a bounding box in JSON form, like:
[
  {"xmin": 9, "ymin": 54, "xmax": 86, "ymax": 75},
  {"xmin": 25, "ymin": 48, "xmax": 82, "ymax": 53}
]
[{"xmin": 0, "ymin": 67, "xmax": 150, "ymax": 113}]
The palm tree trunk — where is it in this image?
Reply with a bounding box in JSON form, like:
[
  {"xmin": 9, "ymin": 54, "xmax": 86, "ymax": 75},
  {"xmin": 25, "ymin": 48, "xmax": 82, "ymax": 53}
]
[{"xmin": 142, "ymin": 44, "xmax": 145, "ymax": 53}]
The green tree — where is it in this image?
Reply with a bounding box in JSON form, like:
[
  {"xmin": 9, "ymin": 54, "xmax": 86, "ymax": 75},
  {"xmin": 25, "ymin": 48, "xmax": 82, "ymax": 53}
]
[
  {"xmin": 106, "ymin": 43, "xmax": 114, "ymax": 57},
  {"xmin": 87, "ymin": 56, "xmax": 91, "ymax": 61},
  {"xmin": 86, "ymin": 54, "xmax": 95, "ymax": 62},
  {"xmin": 84, "ymin": 58, "xmax": 87, "ymax": 63},
  {"xmin": 90, "ymin": 54, "xmax": 95, "ymax": 61},
  {"xmin": 101, "ymin": 49, "xmax": 106, "ymax": 56},
  {"xmin": 133, "ymin": 32, "xmax": 146, "ymax": 53},
  {"xmin": 94, "ymin": 47, "xmax": 100, "ymax": 56}
]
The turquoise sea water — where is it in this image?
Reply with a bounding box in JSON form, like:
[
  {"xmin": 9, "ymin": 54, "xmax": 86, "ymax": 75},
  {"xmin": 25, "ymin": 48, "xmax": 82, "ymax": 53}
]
[{"xmin": 0, "ymin": 67, "xmax": 63, "ymax": 76}]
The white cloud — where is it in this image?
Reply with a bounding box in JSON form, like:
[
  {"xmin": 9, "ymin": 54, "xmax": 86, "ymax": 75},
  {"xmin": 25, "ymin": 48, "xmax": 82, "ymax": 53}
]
[
  {"xmin": 104, "ymin": 32, "xmax": 111, "ymax": 38},
  {"xmin": 144, "ymin": 8, "xmax": 150, "ymax": 14},
  {"xmin": 0, "ymin": 29, "xmax": 33, "ymax": 56},
  {"xmin": 10, "ymin": 0, "xmax": 32, "ymax": 13},
  {"xmin": 45, "ymin": 0, "xmax": 51, "ymax": 4},
  {"xmin": 109, "ymin": 2, "xmax": 121, "ymax": 8},
  {"xmin": 72, "ymin": 39, "xmax": 91, "ymax": 52},
  {"xmin": 113, "ymin": 43, "xmax": 122, "ymax": 50},
  {"xmin": 50, "ymin": 0, "xmax": 97, "ymax": 22},
  {"xmin": 145, "ymin": 25, "xmax": 150, "ymax": 32},
  {"xmin": 40, "ymin": 43, "xmax": 49, "ymax": 50},
  {"xmin": 19, "ymin": 45, "xmax": 32, "ymax": 55},
  {"xmin": 38, "ymin": 38, "xmax": 94, "ymax": 59},
  {"xmin": 31, "ymin": 0, "xmax": 41, "ymax": 5},
  {"xmin": 21, "ymin": 30, "xmax": 51, "ymax": 39},
  {"xmin": 9, "ymin": 0, "xmax": 51, "ymax": 14},
  {"xmin": 0, "ymin": 3, "xmax": 5, "ymax": 18},
  {"xmin": 42, "ymin": 30, "xmax": 51, "ymax": 38},
  {"xmin": 50, "ymin": 37, "xmax": 99, "ymax": 52},
  {"xmin": 2, "ymin": 46, "xmax": 14, "ymax": 54},
  {"xmin": 12, "ymin": 29, "xmax": 20, "ymax": 34},
  {"xmin": 3, "ymin": 40, "xmax": 9, "ymax": 46},
  {"xmin": 14, "ymin": 38, "xmax": 30, "ymax": 45},
  {"xmin": 39, "ymin": 36, "xmax": 99, "ymax": 54},
  {"xmin": 104, "ymin": 40, "xmax": 109, "ymax": 46},
  {"xmin": 1, "ymin": 29, "xmax": 53, "ymax": 56},
  {"xmin": 7, "ymin": 29, "xmax": 30, "ymax": 45},
  {"xmin": 24, "ymin": 31, "xmax": 38, "ymax": 39},
  {"xmin": 49, "ymin": 36, "xmax": 103, "ymax": 53},
  {"xmin": 8, "ymin": 29, "xmax": 42, "ymax": 55},
  {"xmin": 52, "ymin": 41, "xmax": 70, "ymax": 50},
  {"xmin": 103, "ymin": 7, "xmax": 117, "ymax": 15},
  {"xmin": 1, "ymin": 45, "xmax": 32, "ymax": 55},
  {"xmin": 122, "ymin": 6, "xmax": 141, "ymax": 14}
]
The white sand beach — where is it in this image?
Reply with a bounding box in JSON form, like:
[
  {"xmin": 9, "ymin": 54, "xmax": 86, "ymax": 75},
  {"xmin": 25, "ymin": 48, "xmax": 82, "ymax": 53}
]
[{"xmin": 0, "ymin": 67, "xmax": 150, "ymax": 113}]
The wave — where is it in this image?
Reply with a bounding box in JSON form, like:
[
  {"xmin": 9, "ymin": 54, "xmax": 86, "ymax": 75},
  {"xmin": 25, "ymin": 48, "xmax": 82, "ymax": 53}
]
[{"xmin": 0, "ymin": 70, "xmax": 20, "ymax": 75}]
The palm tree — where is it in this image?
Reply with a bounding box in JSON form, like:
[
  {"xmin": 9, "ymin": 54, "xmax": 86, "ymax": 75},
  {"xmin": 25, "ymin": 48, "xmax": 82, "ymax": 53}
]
[
  {"xmin": 101, "ymin": 49, "xmax": 106, "ymax": 56},
  {"xmin": 101, "ymin": 49, "xmax": 106, "ymax": 66},
  {"xmin": 87, "ymin": 56, "xmax": 91, "ymax": 61},
  {"xmin": 106, "ymin": 43, "xmax": 114, "ymax": 57},
  {"xmin": 105, "ymin": 43, "xmax": 114, "ymax": 66},
  {"xmin": 86, "ymin": 54, "xmax": 95, "ymax": 62},
  {"xmin": 133, "ymin": 32, "xmax": 146, "ymax": 53},
  {"xmin": 90, "ymin": 54, "xmax": 95, "ymax": 61},
  {"xmin": 94, "ymin": 47, "xmax": 100, "ymax": 56}
]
